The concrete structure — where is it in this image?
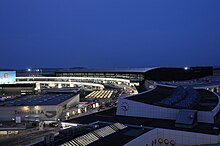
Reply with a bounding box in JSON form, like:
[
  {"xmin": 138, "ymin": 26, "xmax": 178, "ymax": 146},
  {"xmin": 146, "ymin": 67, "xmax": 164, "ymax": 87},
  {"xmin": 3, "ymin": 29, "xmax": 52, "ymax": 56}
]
[
  {"xmin": 16, "ymin": 77, "xmax": 107, "ymax": 90},
  {"xmin": 55, "ymin": 67, "xmax": 213, "ymax": 81},
  {"xmin": 117, "ymin": 86, "xmax": 220, "ymax": 124},
  {"xmin": 0, "ymin": 93, "xmax": 79, "ymax": 122},
  {"xmin": 156, "ymin": 76, "xmax": 220, "ymax": 93},
  {"xmin": 0, "ymin": 84, "xmax": 35, "ymax": 95},
  {"xmin": 16, "ymin": 76, "xmax": 132, "ymax": 90},
  {"xmin": 55, "ymin": 68, "xmax": 152, "ymax": 81},
  {"xmin": 125, "ymin": 128, "xmax": 220, "ymax": 146}
]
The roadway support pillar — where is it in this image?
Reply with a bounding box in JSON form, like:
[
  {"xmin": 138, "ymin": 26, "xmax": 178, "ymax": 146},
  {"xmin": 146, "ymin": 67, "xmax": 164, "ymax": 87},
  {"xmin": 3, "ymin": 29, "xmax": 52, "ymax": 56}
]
[{"xmin": 58, "ymin": 83, "xmax": 62, "ymax": 88}]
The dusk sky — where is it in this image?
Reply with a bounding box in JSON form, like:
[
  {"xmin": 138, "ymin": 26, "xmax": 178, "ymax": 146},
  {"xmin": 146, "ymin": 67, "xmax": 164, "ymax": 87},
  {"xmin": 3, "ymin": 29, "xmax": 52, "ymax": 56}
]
[{"xmin": 0, "ymin": 0, "xmax": 220, "ymax": 69}]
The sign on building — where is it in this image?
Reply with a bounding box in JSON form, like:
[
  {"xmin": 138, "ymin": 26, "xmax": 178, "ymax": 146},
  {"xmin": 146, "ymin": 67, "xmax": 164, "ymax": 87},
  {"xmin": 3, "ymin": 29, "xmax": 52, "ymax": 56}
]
[{"xmin": 0, "ymin": 71, "xmax": 16, "ymax": 84}]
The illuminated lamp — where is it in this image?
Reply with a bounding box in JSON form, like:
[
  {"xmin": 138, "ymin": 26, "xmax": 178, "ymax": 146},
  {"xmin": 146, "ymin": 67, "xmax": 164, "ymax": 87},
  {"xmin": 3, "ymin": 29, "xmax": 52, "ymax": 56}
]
[
  {"xmin": 164, "ymin": 139, "xmax": 169, "ymax": 145},
  {"xmin": 22, "ymin": 106, "xmax": 30, "ymax": 112},
  {"xmin": 34, "ymin": 106, "xmax": 40, "ymax": 110},
  {"xmin": 72, "ymin": 111, "xmax": 75, "ymax": 115},
  {"xmin": 78, "ymin": 108, "xmax": 81, "ymax": 114},
  {"xmin": 170, "ymin": 140, "xmax": 175, "ymax": 145},
  {"xmin": 158, "ymin": 138, "xmax": 163, "ymax": 144}
]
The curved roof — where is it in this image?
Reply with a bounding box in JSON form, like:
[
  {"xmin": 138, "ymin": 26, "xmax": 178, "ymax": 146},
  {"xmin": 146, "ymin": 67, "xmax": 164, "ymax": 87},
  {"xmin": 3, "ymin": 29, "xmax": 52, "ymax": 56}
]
[
  {"xmin": 56, "ymin": 68, "xmax": 155, "ymax": 73},
  {"xmin": 126, "ymin": 86, "xmax": 218, "ymax": 111}
]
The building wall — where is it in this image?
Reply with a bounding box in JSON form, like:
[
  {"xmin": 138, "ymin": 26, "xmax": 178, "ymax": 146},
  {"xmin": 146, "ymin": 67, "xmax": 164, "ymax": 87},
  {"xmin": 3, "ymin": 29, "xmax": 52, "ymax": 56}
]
[
  {"xmin": 124, "ymin": 128, "xmax": 157, "ymax": 146},
  {"xmin": 56, "ymin": 94, "xmax": 80, "ymax": 118},
  {"xmin": 65, "ymin": 94, "xmax": 80, "ymax": 108},
  {"xmin": 125, "ymin": 128, "xmax": 220, "ymax": 146},
  {"xmin": 0, "ymin": 84, "xmax": 35, "ymax": 96},
  {"xmin": 197, "ymin": 111, "xmax": 214, "ymax": 123},
  {"xmin": 0, "ymin": 94, "xmax": 80, "ymax": 122},
  {"xmin": 0, "ymin": 105, "xmax": 58, "ymax": 122},
  {"xmin": 0, "ymin": 107, "xmax": 17, "ymax": 121},
  {"xmin": 145, "ymin": 67, "xmax": 213, "ymax": 81},
  {"xmin": 56, "ymin": 72, "xmax": 144, "ymax": 81},
  {"xmin": 117, "ymin": 98, "xmax": 179, "ymax": 120},
  {"xmin": 117, "ymin": 97, "xmax": 216, "ymax": 123},
  {"xmin": 213, "ymin": 68, "xmax": 220, "ymax": 76}
]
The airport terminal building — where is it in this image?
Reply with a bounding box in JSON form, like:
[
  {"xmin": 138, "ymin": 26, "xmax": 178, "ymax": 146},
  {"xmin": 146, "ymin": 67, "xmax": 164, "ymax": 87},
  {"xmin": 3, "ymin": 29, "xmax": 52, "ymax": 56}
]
[
  {"xmin": 117, "ymin": 85, "xmax": 220, "ymax": 125},
  {"xmin": 0, "ymin": 93, "xmax": 79, "ymax": 122},
  {"xmin": 55, "ymin": 66, "xmax": 213, "ymax": 82}
]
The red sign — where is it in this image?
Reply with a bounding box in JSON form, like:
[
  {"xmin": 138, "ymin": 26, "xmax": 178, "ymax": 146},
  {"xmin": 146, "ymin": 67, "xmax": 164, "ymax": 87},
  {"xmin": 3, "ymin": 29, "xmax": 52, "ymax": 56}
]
[{"xmin": 4, "ymin": 73, "xmax": 8, "ymax": 78}]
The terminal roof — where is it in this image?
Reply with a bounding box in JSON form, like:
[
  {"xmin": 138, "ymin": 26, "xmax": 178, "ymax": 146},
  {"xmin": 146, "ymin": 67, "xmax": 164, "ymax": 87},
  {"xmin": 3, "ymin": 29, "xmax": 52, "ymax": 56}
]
[
  {"xmin": 56, "ymin": 68, "xmax": 154, "ymax": 73},
  {"xmin": 0, "ymin": 93, "xmax": 77, "ymax": 106},
  {"xmin": 126, "ymin": 86, "xmax": 218, "ymax": 111},
  {"xmin": 67, "ymin": 108, "xmax": 220, "ymax": 136}
]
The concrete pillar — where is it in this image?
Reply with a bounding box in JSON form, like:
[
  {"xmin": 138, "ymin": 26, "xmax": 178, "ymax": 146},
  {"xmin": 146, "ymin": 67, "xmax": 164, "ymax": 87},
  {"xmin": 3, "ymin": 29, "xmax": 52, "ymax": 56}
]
[
  {"xmin": 58, "ymin": 83, "xmax": 62, "ymax": 88},
  {"xmin": 39, "ymin": 121, "xmax": 44, "ymax": 131},
  {"xmin": 35, "ymin": 83, "xmax": 41, "ymax": 90},
  {"xmin": 70, "ymin": 84, "xmax": 74, "ymax": 87},
  {"xmin": 217, "ymin": 87, "xmax": 219, "ymax": 93},
  {"xmin": 48, "ymin": 83, "xmax": 56, "ymax": 88}
]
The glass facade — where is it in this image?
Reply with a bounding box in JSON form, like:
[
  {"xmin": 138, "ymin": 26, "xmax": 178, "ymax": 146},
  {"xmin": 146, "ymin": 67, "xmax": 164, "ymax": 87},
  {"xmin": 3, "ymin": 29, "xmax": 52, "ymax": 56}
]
[{"xmin": 56, "ymin": 72, "xmax": 144, "ymax": 81}]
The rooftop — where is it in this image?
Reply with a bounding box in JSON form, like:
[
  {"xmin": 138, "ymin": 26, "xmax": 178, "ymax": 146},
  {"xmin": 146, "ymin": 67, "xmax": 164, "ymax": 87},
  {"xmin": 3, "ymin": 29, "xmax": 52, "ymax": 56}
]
[
  {"xmin": 87, "ymin": 124, "xmax": 149, "ymax": 146},
  {"xmin": 127, "ymin": 86, "xmax": 174, "ymax": 104},
  {"xmin": 157, "ymin": 76, "xmax": 220, "ymax": 88},
  {"xmin": 67, "ymin": 108, "xmax": 220, "ymax": 135},
  {"xmin": 56, "ymin": 67, "xmax": 154, "ymax": 73},
  {"xmin": 126, "ymin": 86, "xmax": 219, "ymax": 111},
  {"xmin": 0, "ymin": 93, "xmax": 77, "ymax": 106},
  {"xmin": 34, "ymin": 122, "xmax": 150, "ymax": 146}
]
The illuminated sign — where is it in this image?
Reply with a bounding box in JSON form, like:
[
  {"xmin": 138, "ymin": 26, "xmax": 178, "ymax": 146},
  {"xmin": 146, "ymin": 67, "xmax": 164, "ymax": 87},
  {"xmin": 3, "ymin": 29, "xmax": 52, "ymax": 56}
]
[{"xmin": 0, "ymin": 71, "xmax": 16, "ymax": 84}]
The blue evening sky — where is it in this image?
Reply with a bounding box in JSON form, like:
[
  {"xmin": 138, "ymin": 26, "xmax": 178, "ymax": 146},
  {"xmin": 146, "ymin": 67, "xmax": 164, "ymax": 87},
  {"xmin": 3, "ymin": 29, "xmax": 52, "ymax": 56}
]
[{"xmin": 0, "ymin": 0, "xmax": 220, "ymax": 69}]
